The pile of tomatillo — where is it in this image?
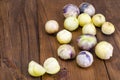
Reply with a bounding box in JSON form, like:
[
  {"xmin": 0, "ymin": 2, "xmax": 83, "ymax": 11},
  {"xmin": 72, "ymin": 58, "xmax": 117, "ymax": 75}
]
[{"xmin": 28, "ymin": 2, "xmax": 115, "ymax": 77}]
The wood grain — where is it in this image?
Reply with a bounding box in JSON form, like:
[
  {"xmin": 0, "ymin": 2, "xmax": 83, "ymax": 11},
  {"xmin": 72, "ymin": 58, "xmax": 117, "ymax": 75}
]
[{"xmin": 0, "ymin": 0, "xmax": 120, "ymax": 80}]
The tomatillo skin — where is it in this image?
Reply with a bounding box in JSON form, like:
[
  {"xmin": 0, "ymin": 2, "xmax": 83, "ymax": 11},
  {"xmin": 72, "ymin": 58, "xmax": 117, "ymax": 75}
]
[
  {"xmin": 92, "ymin": 14, "xmax": 106, "ymax": 27},
  {"xmin": 28, "ymin": 61, "xmax": 46, "ymax": 77},
  {"xmin": 63, "ymin": 4, "xmax": 80, "ymax": 18},
  {"xmin": 57, "ymin": 44, "xmax": 76, "ymax": 60},
  {"xmin": 82, "ymin": 23, "xmax": 96, "ymax": 35},
  {"xmin": 95, "ymin": 41, "xmax": 113, "ymax": 60},
  {"xmin": 79, "ymin": 2, "xmax": 95, "ymax": 16},
  {"xmin": 64, "ymin": 16, "xmax": 79, "ymax": 31},
  {"xmin": 57, "ymin": 29, "xmax": 72, "ymax": 44},
  {"xmin": 43, "ymin": 57, "xmax": 60, "ymax": 74},
  {"xmin": 76, "ymin": 51, "xmax": 94, "ymax": 68},
  {"xmin": 77, "ymin": 34, "xmax": 97, "ymax": 50},
  {"xmin": 45, "ymin": 20, "xmax": 59, "ymax": 34},
  {"xmin": 101, "ymin": 22, "xmax": 115, "ymax": 35},
  {"xmin": 78, "ymin": 13, "xmax": 92, "ymax": 27}
]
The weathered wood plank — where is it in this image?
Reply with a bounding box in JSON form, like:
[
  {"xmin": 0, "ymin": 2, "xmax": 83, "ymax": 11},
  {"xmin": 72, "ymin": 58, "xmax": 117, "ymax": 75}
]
[
  {"xmin": 0, "ymin": 0, "xmax": 41, "ymax": 80},
  {"xmin": 104, "ymin": 0, "xmax": 120, "ymax": 80}
]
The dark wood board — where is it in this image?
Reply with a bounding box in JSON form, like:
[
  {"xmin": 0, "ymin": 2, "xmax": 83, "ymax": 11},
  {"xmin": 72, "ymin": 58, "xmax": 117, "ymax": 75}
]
[{"xmin": 0, "ymin": 0, "xmax": 120, "ymax": 80}]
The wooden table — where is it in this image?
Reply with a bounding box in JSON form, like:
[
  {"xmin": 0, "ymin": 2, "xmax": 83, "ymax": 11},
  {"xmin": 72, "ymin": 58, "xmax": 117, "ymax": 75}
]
[{"xmin": 0, "ymin": 0, "xmax": 120, "ymax": 80}]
